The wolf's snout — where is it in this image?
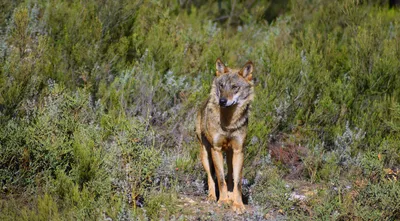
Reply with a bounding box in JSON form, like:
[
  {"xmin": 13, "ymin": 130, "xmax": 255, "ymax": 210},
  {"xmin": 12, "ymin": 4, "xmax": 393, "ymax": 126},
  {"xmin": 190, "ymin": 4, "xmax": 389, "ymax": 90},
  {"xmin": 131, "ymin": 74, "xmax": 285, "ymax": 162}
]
[{"xmin": 219, "ymin": 98, "xmax": 227, "ymax": 106}]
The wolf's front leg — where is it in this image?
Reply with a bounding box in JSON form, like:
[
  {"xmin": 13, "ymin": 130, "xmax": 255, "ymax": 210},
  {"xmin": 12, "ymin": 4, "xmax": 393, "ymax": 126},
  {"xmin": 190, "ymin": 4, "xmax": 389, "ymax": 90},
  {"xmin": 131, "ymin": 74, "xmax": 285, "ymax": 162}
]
[
  {"xmin": 210, "ymin": 147, "xmax": 229, "ymax": 205},
  {"xmin": 200, "ymin": 138, "xmax": 216, "ymax": 202},
  {"xmin": 231, "ymin": 140, "xmax": 245, "ymax": 214}
]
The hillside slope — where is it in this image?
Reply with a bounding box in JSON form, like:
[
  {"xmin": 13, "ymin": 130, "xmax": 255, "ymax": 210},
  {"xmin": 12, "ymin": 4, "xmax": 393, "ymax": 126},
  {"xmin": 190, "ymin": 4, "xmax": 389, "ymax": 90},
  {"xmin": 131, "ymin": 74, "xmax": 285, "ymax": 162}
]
[{"xmin": 1, "ymin": 0, "xmax": 399, "ymax": 220}]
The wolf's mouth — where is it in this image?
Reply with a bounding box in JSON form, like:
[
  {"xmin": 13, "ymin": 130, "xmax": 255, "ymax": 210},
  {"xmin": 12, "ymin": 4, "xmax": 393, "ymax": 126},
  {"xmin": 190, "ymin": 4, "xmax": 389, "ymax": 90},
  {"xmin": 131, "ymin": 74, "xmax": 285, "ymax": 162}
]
[
  {"xmin": 219, "ymin": 101, "xmax": 236, "ymax": 108},
  {"xmin": 219, "ymin": 96, "xmax": 238, "ymax": 107}
]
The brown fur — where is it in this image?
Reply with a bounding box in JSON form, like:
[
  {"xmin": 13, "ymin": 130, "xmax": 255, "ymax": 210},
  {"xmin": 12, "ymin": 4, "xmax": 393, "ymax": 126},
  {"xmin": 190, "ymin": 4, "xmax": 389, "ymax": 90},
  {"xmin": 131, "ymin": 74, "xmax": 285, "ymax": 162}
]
[{"xmin": 196, "ymin": 58, "xmax": 254, "ymax": 214}]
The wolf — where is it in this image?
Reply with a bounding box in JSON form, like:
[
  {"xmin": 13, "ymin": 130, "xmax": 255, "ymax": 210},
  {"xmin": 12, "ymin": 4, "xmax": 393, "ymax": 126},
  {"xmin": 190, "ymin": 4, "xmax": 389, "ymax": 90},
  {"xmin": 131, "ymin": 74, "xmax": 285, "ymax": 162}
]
[{"xmin": 196, "ymin": 58, "xmax": 254, "ymax": 214}]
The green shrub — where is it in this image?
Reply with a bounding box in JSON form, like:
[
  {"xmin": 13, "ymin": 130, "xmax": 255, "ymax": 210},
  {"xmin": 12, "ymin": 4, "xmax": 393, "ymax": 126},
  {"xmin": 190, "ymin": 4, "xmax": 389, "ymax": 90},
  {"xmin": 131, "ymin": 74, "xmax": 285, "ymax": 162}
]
[
  {"xmin": 1, "ymin": 0, "xmax": 400, "ymax": 219},
  {"xmin": 356, "ymin": 180, "xmax": 400, "ymax": 220}
]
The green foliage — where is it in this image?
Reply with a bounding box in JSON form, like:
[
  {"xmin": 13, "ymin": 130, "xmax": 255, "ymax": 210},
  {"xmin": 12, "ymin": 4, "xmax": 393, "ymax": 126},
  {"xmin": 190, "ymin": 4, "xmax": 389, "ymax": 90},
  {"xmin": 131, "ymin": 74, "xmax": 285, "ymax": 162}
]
[
  {"xmin": 22, "ymin": 194, "xmax": 61, "ymax": 221},
  {"xmin": 252, "ymin": 167, "xmax": 293, "ymax": 210},
  {"xmin": 142, "ymin": 189, "xmax": 178, "ymax": 220},
  {"xmin": 1, "ymin": 0, "xmax": 400, "ymax": 219},
  {"xmin": 356, "ymin": 180, "xmax": 400, "ymax": 219}
]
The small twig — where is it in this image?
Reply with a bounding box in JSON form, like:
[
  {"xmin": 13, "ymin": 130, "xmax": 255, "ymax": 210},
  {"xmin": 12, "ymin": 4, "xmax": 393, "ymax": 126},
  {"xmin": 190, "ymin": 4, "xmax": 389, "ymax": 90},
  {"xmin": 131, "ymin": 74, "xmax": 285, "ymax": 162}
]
[
  {"xmin": 227, "ymin": 0, "xmax": 237, "ymax": 28},
  {"xmin": 213, "ymin": 15, "xmax": 230, "ymax": 22}
]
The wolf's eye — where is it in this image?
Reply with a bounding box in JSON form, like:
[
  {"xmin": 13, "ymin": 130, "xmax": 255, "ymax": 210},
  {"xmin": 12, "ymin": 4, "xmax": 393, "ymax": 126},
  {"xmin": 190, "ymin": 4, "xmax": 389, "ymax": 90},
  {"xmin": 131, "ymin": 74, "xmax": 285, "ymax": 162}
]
[
  {"xmin": 232, "ymin": 85, "xmax": 239, "ymax": 91},
  {"xmin": 219, "ymin": 83, "xmax": 224, "ymax": 88}
]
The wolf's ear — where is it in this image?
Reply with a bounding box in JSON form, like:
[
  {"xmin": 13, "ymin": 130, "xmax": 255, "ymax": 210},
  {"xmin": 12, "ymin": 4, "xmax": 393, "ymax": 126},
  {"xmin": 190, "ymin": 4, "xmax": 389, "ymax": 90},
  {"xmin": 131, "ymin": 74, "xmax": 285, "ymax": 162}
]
[
  {"xmin": 216, "ymin": 58, "xmax": 227, "ymax": 76},
  {"xmin": 239, "ymin": 61, "xmax": 254, "ymax": 81}
]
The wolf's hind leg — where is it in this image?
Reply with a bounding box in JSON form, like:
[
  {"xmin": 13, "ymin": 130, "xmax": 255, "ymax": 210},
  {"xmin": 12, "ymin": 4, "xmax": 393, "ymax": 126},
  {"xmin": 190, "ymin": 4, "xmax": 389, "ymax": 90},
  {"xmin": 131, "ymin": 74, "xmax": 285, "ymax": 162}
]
[{"xmin": 200, "ymin": 135, "xmax": 217, "ymax": 202}]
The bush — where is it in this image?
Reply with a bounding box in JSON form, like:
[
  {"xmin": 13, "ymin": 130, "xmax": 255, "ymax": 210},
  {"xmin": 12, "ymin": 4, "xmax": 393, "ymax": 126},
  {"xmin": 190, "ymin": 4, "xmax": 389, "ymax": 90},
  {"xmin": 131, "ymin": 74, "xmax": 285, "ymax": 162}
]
[{"xmin": 1, "ymin": 0, "xmax": 399, "ymax": 219}]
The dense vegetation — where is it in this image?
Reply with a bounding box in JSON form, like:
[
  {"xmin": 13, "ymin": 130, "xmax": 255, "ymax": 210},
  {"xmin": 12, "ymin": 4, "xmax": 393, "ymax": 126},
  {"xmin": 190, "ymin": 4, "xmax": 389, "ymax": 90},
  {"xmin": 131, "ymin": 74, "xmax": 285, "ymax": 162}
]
[{"xmin": 1, "ymin": 0, "xmax": 399, "ymax": 220}]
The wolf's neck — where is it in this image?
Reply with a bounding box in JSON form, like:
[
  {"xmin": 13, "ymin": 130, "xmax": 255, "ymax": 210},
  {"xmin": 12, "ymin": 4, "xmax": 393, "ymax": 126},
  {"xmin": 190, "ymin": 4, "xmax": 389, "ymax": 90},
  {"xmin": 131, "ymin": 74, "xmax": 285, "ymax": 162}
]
[{"xmin": 219, "ymin": 103, "xmax": 249, "ymax": 131}]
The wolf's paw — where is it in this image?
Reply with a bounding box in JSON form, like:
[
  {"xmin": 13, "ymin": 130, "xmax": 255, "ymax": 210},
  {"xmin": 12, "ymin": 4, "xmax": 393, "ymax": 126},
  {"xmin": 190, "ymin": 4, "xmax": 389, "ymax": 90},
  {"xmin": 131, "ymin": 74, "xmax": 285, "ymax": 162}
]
[
  {"xmin": 207, "ymin": 193, "xmax": 217, "ymax": 202},
  {"xmin": 217, "ymin": 198, "xmax": 231, "ymax": 207},
  {"xmin": 232, "ymin": 203, "xmax": 246, "ymax": 214}
]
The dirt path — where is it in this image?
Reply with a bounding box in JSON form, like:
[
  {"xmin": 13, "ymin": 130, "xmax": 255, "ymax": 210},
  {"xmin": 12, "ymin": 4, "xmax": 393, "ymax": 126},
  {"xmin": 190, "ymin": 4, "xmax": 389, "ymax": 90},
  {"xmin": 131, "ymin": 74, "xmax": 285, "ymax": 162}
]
[
  {"xmin": 173, "ymin": 178, "xmax": 323, "ymax": 220},
  {"xmin": 175, "ymin": 193, "xmax": 267, "ymax": 220}
]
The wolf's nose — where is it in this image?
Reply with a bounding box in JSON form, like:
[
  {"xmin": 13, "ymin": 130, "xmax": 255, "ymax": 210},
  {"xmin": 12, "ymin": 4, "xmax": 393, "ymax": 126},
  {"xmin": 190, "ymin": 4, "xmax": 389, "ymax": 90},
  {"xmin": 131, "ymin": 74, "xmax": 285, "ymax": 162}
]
[{"xmin": 219, "ymin": 98, "xmax": 227, "ymax": 106}]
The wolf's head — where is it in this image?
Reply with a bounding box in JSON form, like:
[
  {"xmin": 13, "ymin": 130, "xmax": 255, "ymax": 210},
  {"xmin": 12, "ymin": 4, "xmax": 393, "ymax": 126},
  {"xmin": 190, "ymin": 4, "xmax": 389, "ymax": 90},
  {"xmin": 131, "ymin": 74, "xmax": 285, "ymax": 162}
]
[{"xmin": 211, "ymin": 58, "xmax": 254, "ymax": 108}]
